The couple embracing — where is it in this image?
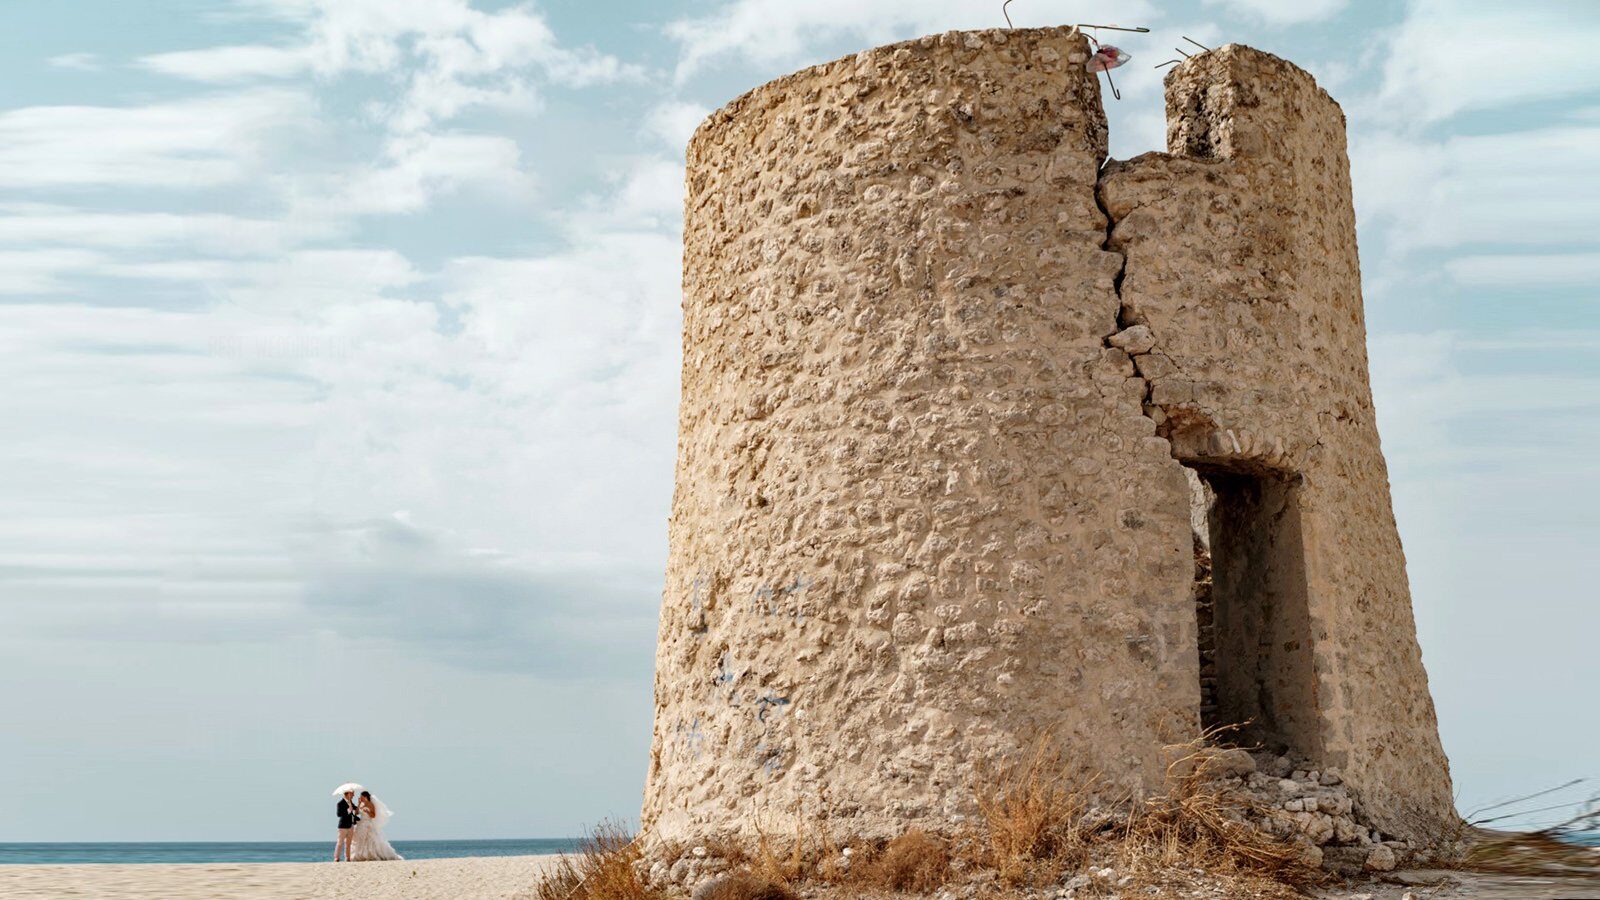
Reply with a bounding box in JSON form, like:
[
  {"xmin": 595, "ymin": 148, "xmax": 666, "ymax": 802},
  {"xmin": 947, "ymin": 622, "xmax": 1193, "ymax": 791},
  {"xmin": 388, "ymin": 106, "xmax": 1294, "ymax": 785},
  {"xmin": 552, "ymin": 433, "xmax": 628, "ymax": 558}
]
[{"xmin": 333, "ymin": 783, "xmax": 402, "ymax": 862}]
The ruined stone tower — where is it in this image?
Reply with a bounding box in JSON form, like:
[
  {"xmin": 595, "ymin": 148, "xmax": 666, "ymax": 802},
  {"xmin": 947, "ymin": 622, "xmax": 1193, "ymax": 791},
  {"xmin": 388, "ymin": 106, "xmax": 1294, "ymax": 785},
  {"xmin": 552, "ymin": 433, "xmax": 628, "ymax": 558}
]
[{"xmin": 645, "ymin": 27, "xmax": 1457, "ymax": 848}]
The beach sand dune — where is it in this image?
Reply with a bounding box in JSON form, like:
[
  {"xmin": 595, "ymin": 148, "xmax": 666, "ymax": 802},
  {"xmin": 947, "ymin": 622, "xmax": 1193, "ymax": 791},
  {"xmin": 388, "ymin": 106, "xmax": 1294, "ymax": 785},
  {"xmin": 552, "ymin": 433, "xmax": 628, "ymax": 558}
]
[{"xmin": 0, "ymin": 853, "xmax": 559, "ymax": 899}]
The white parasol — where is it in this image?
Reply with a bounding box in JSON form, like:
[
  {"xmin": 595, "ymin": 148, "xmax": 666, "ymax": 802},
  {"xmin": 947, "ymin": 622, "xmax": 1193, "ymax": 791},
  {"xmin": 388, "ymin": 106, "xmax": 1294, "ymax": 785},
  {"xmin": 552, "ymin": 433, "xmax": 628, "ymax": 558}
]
[{"xmin": 331, "ymin": 782, "xmax": 364, "ymax": 796}]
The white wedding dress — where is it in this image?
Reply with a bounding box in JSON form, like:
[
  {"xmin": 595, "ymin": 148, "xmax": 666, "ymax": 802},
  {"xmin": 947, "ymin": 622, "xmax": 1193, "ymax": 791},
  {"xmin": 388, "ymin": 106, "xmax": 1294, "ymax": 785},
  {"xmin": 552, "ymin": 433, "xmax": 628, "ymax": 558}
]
[{"xmin": 349, "ymin": 798, "xmax": 403, "ymax": 861}]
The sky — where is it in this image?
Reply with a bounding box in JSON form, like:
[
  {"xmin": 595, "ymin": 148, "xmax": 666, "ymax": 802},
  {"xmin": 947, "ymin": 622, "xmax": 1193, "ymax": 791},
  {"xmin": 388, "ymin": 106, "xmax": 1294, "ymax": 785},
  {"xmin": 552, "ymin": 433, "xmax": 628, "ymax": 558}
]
[{"xmin": 0, "ymin": 0, "xmax": 1596, "ymax": 843}]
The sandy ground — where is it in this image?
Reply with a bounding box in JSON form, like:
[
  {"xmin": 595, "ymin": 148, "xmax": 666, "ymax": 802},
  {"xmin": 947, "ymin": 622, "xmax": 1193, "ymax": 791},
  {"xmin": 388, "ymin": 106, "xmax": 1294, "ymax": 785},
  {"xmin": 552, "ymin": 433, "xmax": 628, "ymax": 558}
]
[
  {"xmin": 0, "ymin": 853, "xmax": 561, "ymax": 900},
  {"xmin": 1315, "ymin": 869, "xmax": 1600, "ymax": 900},
  {"xmin": 1, "ymin": 860, "xmax": 1596, "ymax": 900}
]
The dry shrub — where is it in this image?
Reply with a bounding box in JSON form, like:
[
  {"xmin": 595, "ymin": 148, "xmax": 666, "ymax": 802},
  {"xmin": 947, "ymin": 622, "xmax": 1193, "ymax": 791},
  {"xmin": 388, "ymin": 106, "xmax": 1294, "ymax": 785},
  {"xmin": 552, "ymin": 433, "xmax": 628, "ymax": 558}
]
[
  {"xmin": 1460, "ymin": 792, "xmax": 1599, "ymax": 877},
  {"xmin": 570, "ymin": 732, "xmax": 1324, "ymax": 900},
  {"xmin": 972, "ymin": 731, "xmax": 1096, "ymax": 884},
  {"xmin": 1117, "ymin": 738, "xmax": 1322, "ymax": 888},
  {"xmin": 965, "ymin": 730, "xmax": 1319, "ymax": 894},
  {"xmin": 749, "ymin": 822, "xmax": 806, "ymax": 885},
  {"xmin": 745, "ymin": 812, "xmax": 850, "ymax": 887},
  {"xmin": 1465, "ymin": 830, "xmax": 1600, "ymax": 877},
  {"xmin": 699, "ymin": 834, "xmax": 751, "ymax": 867},
  {"xmin": 855, "ymin": 829, "xmax": 952, "ymax": 891},
  {"xmin": 695, "ymin": 871, "xmax": 796, "ymax": 900},
  {"xmin": 535, "ymin": 820, "xmax": 661, "ymax": 900}
]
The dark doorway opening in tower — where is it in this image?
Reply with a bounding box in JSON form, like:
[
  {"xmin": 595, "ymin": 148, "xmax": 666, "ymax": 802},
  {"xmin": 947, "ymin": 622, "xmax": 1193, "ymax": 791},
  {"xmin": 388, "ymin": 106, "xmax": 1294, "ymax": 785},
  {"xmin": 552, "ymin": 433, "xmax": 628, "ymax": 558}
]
[{"xmin": 1184, "ymin": 464, "xmax": 1322, "ymax": 760}]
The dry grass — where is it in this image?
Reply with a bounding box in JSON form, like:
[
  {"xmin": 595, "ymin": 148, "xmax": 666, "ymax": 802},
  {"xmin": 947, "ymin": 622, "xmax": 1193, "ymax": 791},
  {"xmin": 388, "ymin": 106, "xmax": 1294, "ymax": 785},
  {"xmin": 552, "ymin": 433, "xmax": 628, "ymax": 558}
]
[
  {"xmin": 854, "ymin": 829, "xmax": 953, "ymax": 892},
  {"xmin": 1464, "ymin": 829, "xmax": 1600, "ymax": 877},
  {"xmin": 534, "ymin": 820, "xmax": 661, "ymax": 900},
  {"xmin": 748, "ymin": 818, "xmax": 823, "ymax": 886},
  {"xmin": 694, "ymin": 871, "xmax": 797, "ymax": 900},
  {"xmin": 966, "ymin": 730, "xmax": 1320, "ymax": 895},
  {"xmin": 1118, "ymin": 738, "xmax": 1320, "ymax": 885},
  {"xmin": 617, "ymin": 733, "xmax": 1329, "ymax": 899},
  {"xmin": 1461, "ymin": 795, "xmax": 1600, "ymax": 877},
  {"xmin": 698, "ymin": 834, "xmax": 751, "ymax": 867},
  {"xmin": 972, "ymin": 731, "xmax": 1096, "ymax": 885}
]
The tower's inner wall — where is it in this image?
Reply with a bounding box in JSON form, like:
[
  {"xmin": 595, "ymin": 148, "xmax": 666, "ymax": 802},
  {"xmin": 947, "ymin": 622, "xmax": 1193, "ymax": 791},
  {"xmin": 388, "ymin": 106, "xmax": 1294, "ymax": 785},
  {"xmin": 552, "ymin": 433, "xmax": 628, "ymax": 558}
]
[{"xmin": 1205, "ymin": 472, "xmax": 1321, "ymax": 759}]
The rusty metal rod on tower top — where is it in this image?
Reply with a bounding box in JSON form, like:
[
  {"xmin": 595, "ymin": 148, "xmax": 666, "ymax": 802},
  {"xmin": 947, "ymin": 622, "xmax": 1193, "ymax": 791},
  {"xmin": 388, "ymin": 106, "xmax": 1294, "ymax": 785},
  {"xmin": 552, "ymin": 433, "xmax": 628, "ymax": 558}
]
[{"xmin": 1001, "ymin": 1, "xmax": 1151, "ymax": 32}]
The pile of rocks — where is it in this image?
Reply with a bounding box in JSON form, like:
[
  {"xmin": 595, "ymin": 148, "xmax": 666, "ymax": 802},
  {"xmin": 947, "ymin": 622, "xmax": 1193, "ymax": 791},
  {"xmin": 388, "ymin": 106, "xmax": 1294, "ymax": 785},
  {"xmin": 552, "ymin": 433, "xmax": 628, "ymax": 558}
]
[
  {"xmin": 1209, "ymin": 749, "xmax": 1431, "ymax": 873},
  {"xmin": 638, "ymin": 845, "xmax": 734, "ymax": 894}
]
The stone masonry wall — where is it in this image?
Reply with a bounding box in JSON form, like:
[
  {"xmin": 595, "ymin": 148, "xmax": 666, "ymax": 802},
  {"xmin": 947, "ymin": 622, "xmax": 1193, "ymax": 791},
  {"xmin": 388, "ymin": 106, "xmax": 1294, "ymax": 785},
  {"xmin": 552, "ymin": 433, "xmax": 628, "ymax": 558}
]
[
  {"xmin": 644, "ymin": 29, "xmax": 1457, "ymax": 848},
  {"xmin": 1098, "ymin": 46, "xmax": 1456, "ymax": 840}
]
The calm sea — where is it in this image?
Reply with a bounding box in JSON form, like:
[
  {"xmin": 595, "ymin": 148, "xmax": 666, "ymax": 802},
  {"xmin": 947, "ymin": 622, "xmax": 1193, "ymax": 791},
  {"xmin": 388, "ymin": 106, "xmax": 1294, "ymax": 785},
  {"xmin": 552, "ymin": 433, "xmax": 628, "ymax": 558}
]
[
  {"xmin": 0, "ymin": 838, "xmax": 581, "ymax": 865},
  {"xmin": 4, "ymin": 833, "xmax": 1593, "ymax": 864}
]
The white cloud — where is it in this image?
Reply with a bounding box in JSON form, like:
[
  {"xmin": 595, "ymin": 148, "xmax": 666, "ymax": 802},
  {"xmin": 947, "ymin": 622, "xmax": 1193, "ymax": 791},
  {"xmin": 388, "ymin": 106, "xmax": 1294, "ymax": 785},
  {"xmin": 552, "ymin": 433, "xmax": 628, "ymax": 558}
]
[
  {"xmin": 1369, "ymin": 0, "xmax": 1600, "ymax": 125},
  {"xmin": 0, "ymin": 213, "xmax": 681, "ymax": 671},
  {"xmin": 1456, "ymin": 333, "xmax": 1600, "ymax": 352},
  {"xmin": 0, "ymin": 6, "xmax": 679, "ymax": 670},
  {"xmin": 1344, "ymin": 1, "xmax": 1600, "ymax": 358},
  {"xmin": 313, "ymin": 132, "xmax": 535, "ymax": 217},
  {"xmin": 1201, "ymin": 0, "xmax": 1347, "ymax": 26},
  {"xmin": 665, "ymin": 0, "xmax": 1158, "ymax": 82},
  {"xmin": 1371, "ymin": 330, "xmax": 1600, "ymax": 481},
  {"xmin": 0, "ymin": 249, "xmax": 105, "ymax": 294},
  {"xmin": 1352, "ymin": 122, "xmax": 1600, "ymax": 254},
  {"xmin": 139, "ymin": 44, "xmax": 310, "ymax": 81},
  {"xmin": 440, "ymin": 229, "xmax": 681, "ymax": 406},
  {"xmin": 47, "ymin": 52, "xmax": 101, "ymax": 72},
  {"xmin": 117, "ymin": 0, "xmax": 631, "ymax": 232},
  {"xmin": 0, "ymin": 204, "xmax": 342, "ymax": 254},
  {"xmin": 298, "ymin": 513, "xmax": 659, "ymax": 675},
  {"xmin": 102, "ymin": 248, "xmax": 424, "ymax": 314},
  {"xmin": 1445, "ymin": 253, "xmax": 1600, "ymax": 287},
  {"xmin": 0, "ymin": 89, "xmax": 310, "ymax": 189},
  {"xmin": 378, "ymin": 3, "xmax": 637, "ymax": 133},
  {"xmin": 142, "ymin": 0, "xmax": 638, "ymax": 133},
  {"xmin": 0, "ymin": 299, "xmax": 322, "ymax": 643},
  {"xmin": 577, "ymin": 157, "xmax": 685, "ymax": 231},
  {"xmin": 644, "ymin": 100, "xmax": 711, "ymax": 150}
]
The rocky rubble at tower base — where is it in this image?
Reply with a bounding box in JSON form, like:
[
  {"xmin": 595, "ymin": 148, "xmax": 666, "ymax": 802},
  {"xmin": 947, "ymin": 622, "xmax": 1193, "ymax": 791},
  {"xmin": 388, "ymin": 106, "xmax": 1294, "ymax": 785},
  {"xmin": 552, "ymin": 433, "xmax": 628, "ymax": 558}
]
[
  {"xmin": 631, "ymin": 749, "xmax": 1466, "ymax": 900},
  {"xmin": 1213, "ymin": 751, "xmax": 1468, "ymax": 875}
]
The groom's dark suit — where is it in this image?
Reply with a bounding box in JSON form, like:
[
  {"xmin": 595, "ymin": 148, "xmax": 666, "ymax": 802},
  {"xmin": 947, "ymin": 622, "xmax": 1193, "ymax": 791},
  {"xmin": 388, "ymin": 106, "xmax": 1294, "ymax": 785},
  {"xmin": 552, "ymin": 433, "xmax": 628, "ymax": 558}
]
[{"xmin": 337, "ymin": 798, "xmax": 359, "ymax": 830}]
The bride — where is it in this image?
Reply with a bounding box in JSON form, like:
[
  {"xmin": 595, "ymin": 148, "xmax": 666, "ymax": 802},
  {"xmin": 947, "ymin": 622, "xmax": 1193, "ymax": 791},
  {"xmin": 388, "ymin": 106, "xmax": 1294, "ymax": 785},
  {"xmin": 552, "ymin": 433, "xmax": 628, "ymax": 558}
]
[{"xmin": 349, "ymin": 790, "xmax": 404, "ymax": 861}]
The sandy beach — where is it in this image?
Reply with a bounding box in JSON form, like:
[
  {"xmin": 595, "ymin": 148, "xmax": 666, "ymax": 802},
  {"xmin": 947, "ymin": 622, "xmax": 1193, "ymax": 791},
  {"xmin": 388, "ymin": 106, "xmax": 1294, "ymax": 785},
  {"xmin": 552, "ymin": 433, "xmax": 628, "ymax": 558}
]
[
  {"xmin": 0, "ymin": 854, "xmax": 561, "ymax": 900},
  {"xmin": 3, "ymin": 858, "xmax": 1598, "ymax": 900}
]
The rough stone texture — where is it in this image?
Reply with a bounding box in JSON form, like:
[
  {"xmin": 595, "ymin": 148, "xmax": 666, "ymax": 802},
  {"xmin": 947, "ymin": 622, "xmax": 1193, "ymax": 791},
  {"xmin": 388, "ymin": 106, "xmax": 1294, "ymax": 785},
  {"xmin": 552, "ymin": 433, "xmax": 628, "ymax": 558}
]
[
  {"xmin": 1212, "ymin": 750, "xmax": 1468, "ymax": 874},
  {"xmin": 1097, "ymin": 46, "xmax": 1455, "ymax": 842},
  {"xmin": 644, "ymin": 30, "xmax": 1456, "ymax": 850}
]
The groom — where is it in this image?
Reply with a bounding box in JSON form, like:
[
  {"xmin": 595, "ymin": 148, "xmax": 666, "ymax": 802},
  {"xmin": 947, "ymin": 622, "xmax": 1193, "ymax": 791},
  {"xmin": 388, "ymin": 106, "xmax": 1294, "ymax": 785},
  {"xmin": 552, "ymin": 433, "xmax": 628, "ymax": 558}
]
[{"xmin": 335, "ymin": 790, "xmax": 360, "ymax": 861}]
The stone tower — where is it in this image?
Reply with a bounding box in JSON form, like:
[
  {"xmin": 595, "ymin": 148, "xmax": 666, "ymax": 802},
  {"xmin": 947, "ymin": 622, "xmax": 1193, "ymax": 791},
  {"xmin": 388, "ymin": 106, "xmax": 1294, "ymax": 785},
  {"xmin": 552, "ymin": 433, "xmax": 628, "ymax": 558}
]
[{"xmin": 645, "ymin": 27, "xmax": 1457, "ymax": 848}]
